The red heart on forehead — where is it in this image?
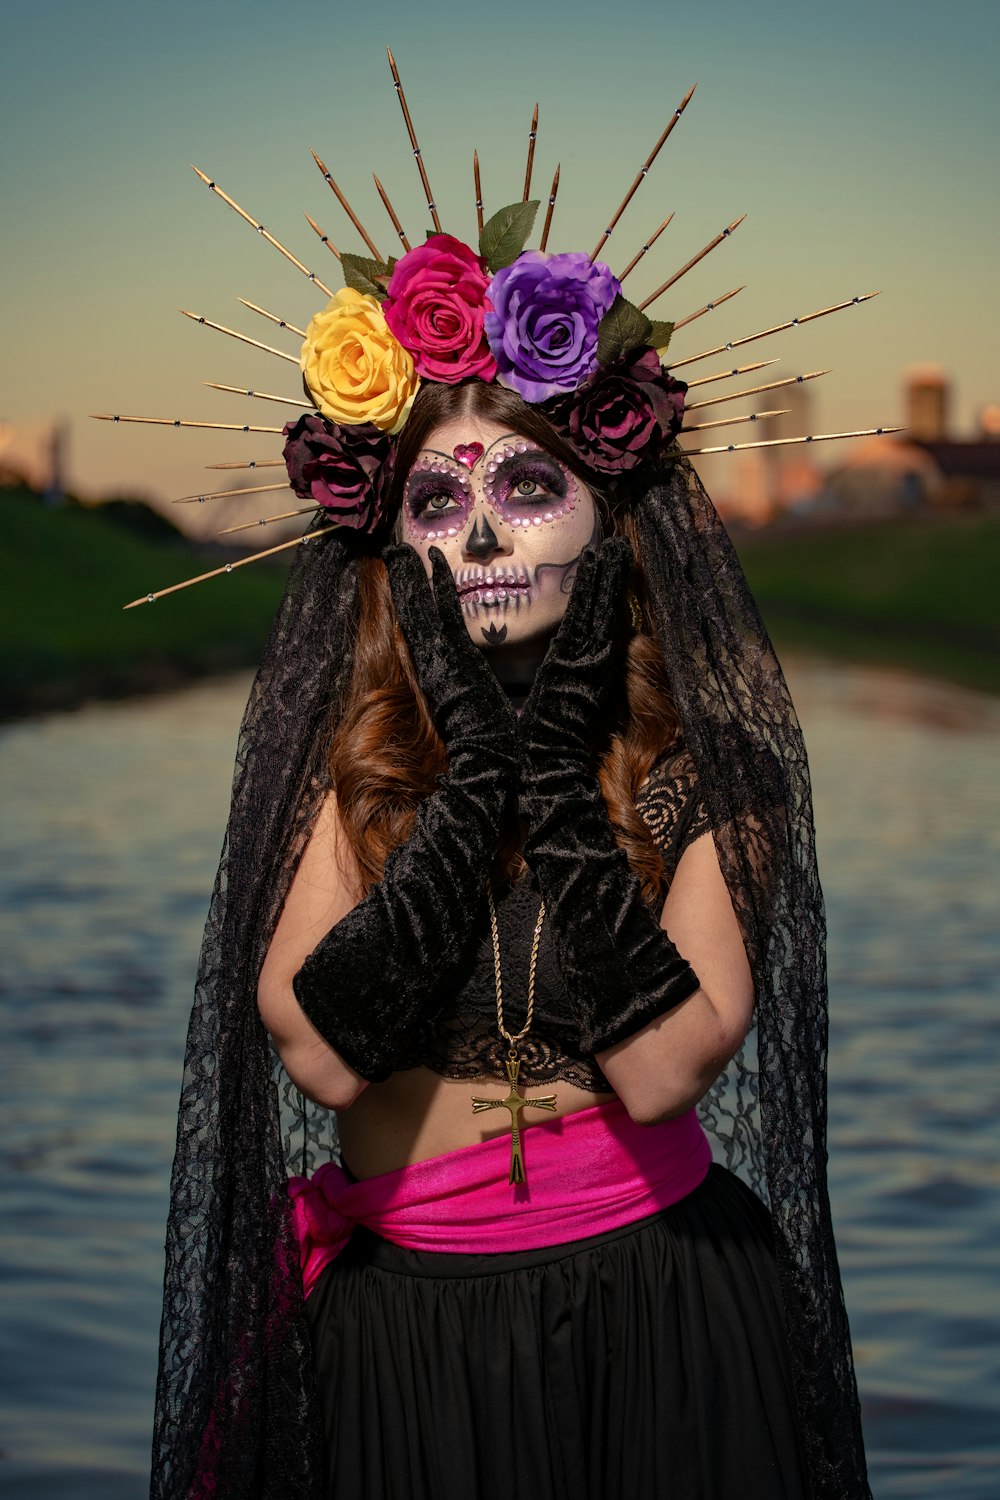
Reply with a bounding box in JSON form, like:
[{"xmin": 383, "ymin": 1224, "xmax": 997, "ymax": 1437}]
[{"xmin": 453, "ymin": 442, "xmax": 484, "ymax": 470}]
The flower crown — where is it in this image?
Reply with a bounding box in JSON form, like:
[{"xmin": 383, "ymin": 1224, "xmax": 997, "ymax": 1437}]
[
  {"xmin": 97, "ymin": 49, "xmax": 893, "ymax": 607},
  {"xmin": 282, "ymin": 212, "xmax": 687, "ymax": 537}
]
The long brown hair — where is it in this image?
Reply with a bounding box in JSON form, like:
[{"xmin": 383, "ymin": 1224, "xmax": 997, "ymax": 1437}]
[{"xmin": 330, "ymin": 380, "xmax": 682, "ymax": 902}]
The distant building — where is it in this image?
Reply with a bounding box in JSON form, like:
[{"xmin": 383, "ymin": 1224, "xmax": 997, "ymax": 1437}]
[
  {"xmin": 0, "ymin": 418, "xmax": 68, "ymax": 503},
  {"xmin": 905, "ymin": 364, "xmax": 950, "ymax": 443},
  {"xmin": 805, "ymin": 369, "xmax": 1000, "ymax": 520},
  {"xmin": 707, "ymin": 377, "xmax": 823, "ymax": 525},
  {"xmin": 824, "ymin": 435, "xmax": 945, "ymax": 517},
  {"xmin": 911, "ymin": 437, "xmax": 1000, "ymax": 510}
]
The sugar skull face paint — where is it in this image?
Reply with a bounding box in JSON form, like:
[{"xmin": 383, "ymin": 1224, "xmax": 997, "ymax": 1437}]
[
  {"xmin": 403, "ymin": 452, "xmax": 474, "ymax": 542},
  {"xmin": 401, "ymin": 416, "xmax": 600, "ymax": 649}
]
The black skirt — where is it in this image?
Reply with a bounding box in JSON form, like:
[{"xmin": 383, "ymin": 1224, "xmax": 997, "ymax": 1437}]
[{"xmin": 306, "ymin": 1164, "xmax": 808, "ymax": 1500}]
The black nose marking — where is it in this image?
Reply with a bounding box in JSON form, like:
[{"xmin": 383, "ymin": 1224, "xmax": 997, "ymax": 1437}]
[{"xmin": 466, "ymin": 512, "xmax": 500, "ymax": 560}]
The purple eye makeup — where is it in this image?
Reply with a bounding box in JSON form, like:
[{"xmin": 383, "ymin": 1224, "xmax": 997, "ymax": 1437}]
[
  {"xmin": 404, "ymin": 454, "xmax": 474, "ymax": 540},
  {"xmin": 481, "ymin": 441, "xmax": 578, "ymax": 527}
]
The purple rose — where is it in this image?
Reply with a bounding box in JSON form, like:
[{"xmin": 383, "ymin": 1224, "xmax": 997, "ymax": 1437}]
[
  {"xmin": 545, "ymin": 348, "xmax": 687, "ymax": 473},
  {"xmin": 282, "ymin": 413, "xmax": 394, "ymax": 533},
  {"xmin": 484, "ymin": 251, "xmax": 621, "ymax": 403}
]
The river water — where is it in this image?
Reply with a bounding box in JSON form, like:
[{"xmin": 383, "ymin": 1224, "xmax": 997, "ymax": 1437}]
[{"xmin": 1, "ymin": 661, "xmax": 997, "ymax": 1498}]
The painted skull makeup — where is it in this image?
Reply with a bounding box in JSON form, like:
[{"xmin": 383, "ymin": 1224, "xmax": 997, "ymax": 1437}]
[{"xmin": 401, "ymin": 416, "xmax": 600, "ymax": 649}]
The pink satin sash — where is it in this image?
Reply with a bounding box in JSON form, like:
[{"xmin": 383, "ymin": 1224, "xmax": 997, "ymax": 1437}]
[{"xmin": 288, "ymin": 1098, "xmax": 712, "ymax": 1297}]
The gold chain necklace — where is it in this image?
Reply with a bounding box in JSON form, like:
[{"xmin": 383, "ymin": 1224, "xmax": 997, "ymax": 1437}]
[{"xmin": 471, "ymin": 887, "xmax": 557, "ymax": 1185}]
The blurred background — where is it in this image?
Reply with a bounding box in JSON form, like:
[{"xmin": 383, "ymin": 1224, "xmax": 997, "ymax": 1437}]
[{"xmin": 1, "ymin": 1, "xmax": 998, "ymax": 1495}]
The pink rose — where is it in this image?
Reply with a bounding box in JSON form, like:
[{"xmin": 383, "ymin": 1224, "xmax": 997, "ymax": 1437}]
[{"xmin": 383, "ymin": 235, "xmax": 496, "ymax": 384}]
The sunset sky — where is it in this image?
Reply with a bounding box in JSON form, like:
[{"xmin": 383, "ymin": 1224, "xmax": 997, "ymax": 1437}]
[{"xmin": 2, "ymin": 0, "xmax": 997, "ymax": 508}]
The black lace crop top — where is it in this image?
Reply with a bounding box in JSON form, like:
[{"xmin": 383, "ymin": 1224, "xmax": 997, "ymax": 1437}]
[{"xmin": 395, "ymin": 745, "xmax": 711, "ymax": 1091}]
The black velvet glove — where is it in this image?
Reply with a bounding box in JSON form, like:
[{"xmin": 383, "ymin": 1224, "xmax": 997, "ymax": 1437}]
[
  {"xmin": 292, "ymin": 545, "xmax": 518, "ymax": 1082},
  {"xmin": 518, "ymin": 539, "xmax": 700, "ymax": 1055}
]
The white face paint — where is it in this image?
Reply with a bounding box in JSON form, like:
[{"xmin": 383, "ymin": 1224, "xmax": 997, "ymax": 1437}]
[{"xmin": 400, "ymin": 415, "xmax": 600, "ymax": 649}]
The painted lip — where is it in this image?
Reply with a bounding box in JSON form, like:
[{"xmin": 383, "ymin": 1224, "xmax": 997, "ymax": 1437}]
[{"xmin": 454, "ymin": 565, "xmax": 531, "ymax": 600}]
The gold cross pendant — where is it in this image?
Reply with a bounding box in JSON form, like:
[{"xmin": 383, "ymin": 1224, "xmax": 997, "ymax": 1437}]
[{"xmin": 472, "ymin": 1051, "xmax": 557, "ymax": 1185}]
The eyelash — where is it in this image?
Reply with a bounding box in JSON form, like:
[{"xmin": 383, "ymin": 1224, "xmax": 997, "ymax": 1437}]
[
  {"xmin": 404, "ymin": 457, "xmax": 473, "ymax": 538},
  {"xmin": 482, "ymin": 444, "xmax": 577, "ymax": 524}
]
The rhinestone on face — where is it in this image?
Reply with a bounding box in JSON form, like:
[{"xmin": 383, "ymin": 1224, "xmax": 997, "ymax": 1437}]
[
  {"xmin": 147, "ymin": 593, "xmax": 155, "ymax": 603},
  {"xmin": 225, "ymin": 563, "xmax": 233, "ymax": 573}
]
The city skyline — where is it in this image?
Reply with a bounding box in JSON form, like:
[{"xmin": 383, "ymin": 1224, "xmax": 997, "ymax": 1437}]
[{"xmin": 2, "ymin": 0, "xmax": 997, "ymax": 506}]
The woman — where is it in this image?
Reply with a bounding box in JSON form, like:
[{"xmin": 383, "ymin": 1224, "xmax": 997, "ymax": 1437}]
[
  {"xmin": 145, "ymin": 119, "xmax": 870, "ymax": 1497},
  {"xmin": 254, "ymin": 377, "xmax": 804, "ymax": 1500}
]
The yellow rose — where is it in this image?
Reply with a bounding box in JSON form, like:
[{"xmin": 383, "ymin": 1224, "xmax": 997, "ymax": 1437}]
[{"xmin": 300, "ymin": 288, "xmax": 419, "ymax": 434}]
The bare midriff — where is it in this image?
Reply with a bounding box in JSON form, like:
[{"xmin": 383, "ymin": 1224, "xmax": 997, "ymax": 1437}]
[{"xmin": 335, "ymin": 1066, "xmax": 615, "ymax": 1180}]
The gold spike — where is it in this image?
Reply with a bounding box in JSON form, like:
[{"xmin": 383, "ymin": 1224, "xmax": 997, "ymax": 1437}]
[
  {"xmin": 237, "ymin": 300, "xmax": 307, "ymax": 339},
  {"xmin": 638, "ymin": 216, "xmax": 746, "ymax": 312},
  {"xmin": 617, "ymin": 214, "xmax": 674, "ymax": 283},
  {"xmin": 303, "ymin": 212, "xmax": 342, "ymax": 261},
  {"xmin": 685, "ymin": 359, "xmax": 779, "ymax": 390},
  {"xmin": 672, "ymin": 285, "xmax": 745, "ymax": 332},
  {"xmin": 219, "ymin": 506, "xmax": 317, "ymax": 535},
  {"xmin": 180, "ymin": 310, "xmax": 299, "ymax": 365},
  {"xmin": 206, "ymin": 458, "xmax": 286, "ymax": 470},
  {"xmin": 373, "ymin": 173, "xmax": 411, "ymax": 253},
  {"xmin": 539, "ymin": 163, "xmax": 560, "ymax": 253},
  {"xmin": 174, "ymin": 482, "xmax": 291, "ymax": 504},
  {"xmin": 191, "ymin": 167, "xmax": 334, "ymax": 297},
  {"xmin": 681, "ymin": 425, "xmax": 902, "ymax": 457},
  {"xmin": 92, "ymin": 413, "xmax": 283, "ymax": 433},
  {"xmin": 682, "ymin": 409, "xmax": 789, "ymax": 433},
  {"xmin": 203, "ymin": 382, "xmax": 312, "ymax": 410},
  {"xmin": 123, "ymin": 528, "xmax": 337, "ymax": 609},
  {"xmin": 474, "ymin": 150, "xmax": 484, "ymax": 236},
  {"xmin": 591, "ymin": 83, "xmax": 696, "ymax": 261},
  {"xmin": 686, "ymin": 370, "xmax": 829, "ymax": 413},
  {"xmin": 310, "ymin": 148, "xmax": 384, "ymax": 261},
  {"xmin": 386, "ymin": 46, "xmax": 442, "ymax": 232},
  {"xmin": 523, "ymin": 103, "xmax": 539, "ymax": 202},
  {"xmin": 670, "ymin": 293, "xmax": 881, "ymax": 371}
]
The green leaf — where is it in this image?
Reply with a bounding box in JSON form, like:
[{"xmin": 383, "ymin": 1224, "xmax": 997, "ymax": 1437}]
[
  {"xmin": 341, "ymin": 253, "xmax": 393, "ymax": 300},
  {"xmin": 648, "ymin": 319, "xmax": 674, "ymax": 352},
  {"xmin": 479, "ymin": 200, "xmax": 539, "ymax": 270},
  {"xmin": 596, "ymin": 295, "xmax": 653, "ymax": 366},
  {"xmin": 425, "ymin": 230, "xmax": 446, "ymax": 240}
]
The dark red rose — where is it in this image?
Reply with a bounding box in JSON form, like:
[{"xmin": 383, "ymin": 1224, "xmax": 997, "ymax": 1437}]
[
  {"xmin": 282, "ymin": 413, "xmax": 394, "ymax": 533},
  {"xmin": 545, "ymin": 348, "xmax": 687, "ymax": 473}
]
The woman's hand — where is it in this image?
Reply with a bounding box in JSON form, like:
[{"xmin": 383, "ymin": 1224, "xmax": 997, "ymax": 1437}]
[
  {"xmin": 517, "ymin": 537, "xmax": 702, "ymax": 1061},
  {"xmin": 386, "ymin": 545, "xmax": 518, "ymax": 772},
  {"xmin": 287, "ymin": 545, "xmax": 520, "ymax": 1085},
  {"xmin": 517, "ymin": 539, "xmax": 631, "ymax": 791}
]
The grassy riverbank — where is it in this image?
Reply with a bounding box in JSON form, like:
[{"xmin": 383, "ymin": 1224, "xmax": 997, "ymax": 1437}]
[
  {"xmin": 2, "ymin": 486, "xmax": 998, "ymax": 717},
  {"xmin": 734, "ymin": 513, "xmax": 1000, "ymax": 696},
  {"xmin": 0, "ymin": 487, "xmax": 285, "ymax": 716}
]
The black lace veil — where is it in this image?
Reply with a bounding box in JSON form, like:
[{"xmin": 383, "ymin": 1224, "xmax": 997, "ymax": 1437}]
[{"xmin": 151, "ymin": 461, "xmax": 869, "ymax": 1499}]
